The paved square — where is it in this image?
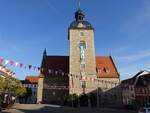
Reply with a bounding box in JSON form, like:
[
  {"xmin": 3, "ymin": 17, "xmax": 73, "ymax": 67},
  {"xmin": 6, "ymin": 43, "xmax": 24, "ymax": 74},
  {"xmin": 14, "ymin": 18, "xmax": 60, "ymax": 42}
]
[{"xmin": 2, "ymin": 104, "xmax": 137, "ymax": 113}]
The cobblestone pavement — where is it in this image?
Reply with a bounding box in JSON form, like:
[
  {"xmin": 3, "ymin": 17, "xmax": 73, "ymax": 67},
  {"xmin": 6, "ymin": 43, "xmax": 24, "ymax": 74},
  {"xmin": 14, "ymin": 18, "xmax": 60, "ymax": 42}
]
[{"xmin": 2, "ymin": 104, "xmax": 137, "ymax": 113}]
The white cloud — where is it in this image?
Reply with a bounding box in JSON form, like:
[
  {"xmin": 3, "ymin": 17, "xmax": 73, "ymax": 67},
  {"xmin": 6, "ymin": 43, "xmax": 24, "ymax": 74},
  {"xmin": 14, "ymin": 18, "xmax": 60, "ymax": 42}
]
[
  {"xmin": 119, "ymin": 62, "xmax": 150, "ymax": 80},
  {"xmin": 117, "ymin": 49, "xmax": 150, "ymax": 63},
  {"xmin": 112, "ymin": 46, "xmax": 130, "ymax": 54}
]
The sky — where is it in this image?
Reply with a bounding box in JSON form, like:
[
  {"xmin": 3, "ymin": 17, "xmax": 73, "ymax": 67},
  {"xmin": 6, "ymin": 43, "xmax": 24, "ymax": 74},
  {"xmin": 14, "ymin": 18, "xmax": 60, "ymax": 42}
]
[{"xmin": 0, "ymin": 0, "xmax": 150, "ymax": 80}]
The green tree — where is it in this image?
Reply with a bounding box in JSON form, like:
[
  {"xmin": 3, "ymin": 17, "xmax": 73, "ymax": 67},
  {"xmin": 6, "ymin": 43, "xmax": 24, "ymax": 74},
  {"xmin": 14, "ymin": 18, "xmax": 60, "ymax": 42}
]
[
  {"xmin": 65, "ymin": 93, "xmax": 78, "ymax": 107},
  {"xmin": 0, "ymin": 76, "xmax": 5, "ymax": 93},
  {"xmin": 1, "ymin": 76, "xmax": 26, "ymax": 96},
  {"xmin": 79, "ymin": 93, "xmax": 88, "ymax": 107}
]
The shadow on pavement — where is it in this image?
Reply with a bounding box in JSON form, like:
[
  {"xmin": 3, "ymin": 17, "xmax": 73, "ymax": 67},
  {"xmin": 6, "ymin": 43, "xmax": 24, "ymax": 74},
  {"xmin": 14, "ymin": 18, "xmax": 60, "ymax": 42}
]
[
  {"xmin": 1, "ymin": 104, "xmax": 137, "ymax": 113},
  {"xmin": 2, "ymin": 105, "xmax": 75, "ymax": 113}
]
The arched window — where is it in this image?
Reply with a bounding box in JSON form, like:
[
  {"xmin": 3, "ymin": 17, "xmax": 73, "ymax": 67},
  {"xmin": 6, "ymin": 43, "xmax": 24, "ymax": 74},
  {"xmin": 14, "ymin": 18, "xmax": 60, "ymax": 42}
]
[{"xmin": 79, "ymin": 41, "xmax": 86, "ymax": 48}]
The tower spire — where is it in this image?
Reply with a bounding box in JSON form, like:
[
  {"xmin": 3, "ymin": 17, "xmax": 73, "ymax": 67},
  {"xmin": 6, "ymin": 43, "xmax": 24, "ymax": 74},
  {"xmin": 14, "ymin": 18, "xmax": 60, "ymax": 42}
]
[
  {"xmin": 78, "ymin": 1, "xmax": 80, "ymax": 10},
  {"xmin": 43, "ymin": 48, "xmax": 47, "ymax": 59},
  {"xmin": 75, "ymin": 2, "xmax": 85, "ymax": 21}
]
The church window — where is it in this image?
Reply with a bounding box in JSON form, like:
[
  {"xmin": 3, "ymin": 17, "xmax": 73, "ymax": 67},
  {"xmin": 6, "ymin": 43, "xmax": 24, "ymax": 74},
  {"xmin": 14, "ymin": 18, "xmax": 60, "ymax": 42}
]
[
  {"xmin": 80, "ymin": 32, "xmax": 84, "ymax": 36},
  {"xmin": 81, "ymin": 81, "xmax": 86, "ymax": 88},
  {"xmin": 52, "ymin": 91, "xmax": 56, "ymax": 96},
  {"xmin": 80, "ymin": 64, "xmax": 85, "ymax": 70},
  {"xmin": 79, "ymin": 41, "xmax": 86, "ymax": 48}
]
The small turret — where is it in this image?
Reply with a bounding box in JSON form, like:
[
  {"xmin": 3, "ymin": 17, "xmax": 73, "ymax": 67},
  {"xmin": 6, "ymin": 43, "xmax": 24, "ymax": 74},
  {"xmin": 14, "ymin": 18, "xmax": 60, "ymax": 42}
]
[
  {"xmin": 43, "ymin": 48, "xmax": 47, "ymax": 59},
  {"xmin": 69, "ymin": 3, "xmax": 93, "ymax": 29}
]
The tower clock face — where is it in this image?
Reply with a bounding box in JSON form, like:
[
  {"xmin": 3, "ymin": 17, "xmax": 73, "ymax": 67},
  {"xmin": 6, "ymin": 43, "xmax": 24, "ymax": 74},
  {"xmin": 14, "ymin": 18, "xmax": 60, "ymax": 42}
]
[
  {"xmin": 78, "ymin": 23, "xmax": 86, "ymax": 28},
  {"xmin": 78, "ymin": 23, "xmax": 83, "ymax": 28}
]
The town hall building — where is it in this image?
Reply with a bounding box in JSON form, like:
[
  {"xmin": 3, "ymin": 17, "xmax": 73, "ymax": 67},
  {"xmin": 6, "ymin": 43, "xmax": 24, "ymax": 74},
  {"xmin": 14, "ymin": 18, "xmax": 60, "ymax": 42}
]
[{"xmin": 37, "ymin": 7, "xmax": 122, "ymax": 107}]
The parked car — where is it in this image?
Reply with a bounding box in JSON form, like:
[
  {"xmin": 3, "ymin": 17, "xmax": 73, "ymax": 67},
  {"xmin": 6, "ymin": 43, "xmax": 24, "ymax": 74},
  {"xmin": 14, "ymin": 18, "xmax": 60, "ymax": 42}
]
[{"xmin": 138, "ymin": 107, "xmax": 150, "ymax": 113}]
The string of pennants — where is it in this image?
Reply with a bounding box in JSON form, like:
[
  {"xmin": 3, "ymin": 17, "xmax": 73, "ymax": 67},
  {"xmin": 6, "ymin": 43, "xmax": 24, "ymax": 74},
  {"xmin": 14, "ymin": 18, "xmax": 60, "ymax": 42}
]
[
  {"xmin": 0, "ymin": 58, "xmax": 41, "ymax": 71},
  {"xmin": 24, "ymin": 84, "xmax": 117, "ymax": 90},
  {"xmin": 70, "ymin": 74, "xmax": 118, "ymax": 85},
  {"xmin": 24, "ymin": 84, "xmax": 69, "ymax": 90},
  {"xmin": 0, "ymin": 58, "xmax": 118, "ymax": 85}
]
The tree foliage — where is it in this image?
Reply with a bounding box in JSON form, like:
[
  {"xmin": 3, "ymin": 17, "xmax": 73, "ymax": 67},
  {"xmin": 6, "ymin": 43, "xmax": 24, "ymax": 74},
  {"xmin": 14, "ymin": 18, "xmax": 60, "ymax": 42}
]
[
  {"xmin": 0, "ymin": 76, "xmax": 5, "ymax": 94},
  {"xmin": 79, "ymin": 93, "xmax": 88, "ymax": 107},
  {"xmin": 0, "ymin": 76, "xmax": 26, "ymax": 96},
  {"xmin": 64, "ymin": 93, "xmax": 78, "ymax": 107}
]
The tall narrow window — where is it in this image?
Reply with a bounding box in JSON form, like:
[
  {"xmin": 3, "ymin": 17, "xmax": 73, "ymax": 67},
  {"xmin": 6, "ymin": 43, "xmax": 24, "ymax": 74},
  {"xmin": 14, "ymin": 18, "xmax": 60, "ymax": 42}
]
[
  {"xmin": 80, "ymin": 64, "xmax": 85, "ymax": 70},
  {"xmin": 80, "ymin": 32, "xmax": 84, "ymax": 36},
  {"xmin": 79, "ymin": 41, "xmax": 86, "ymax": 48},
  {"xmin": 79, "ymin": 41, "xmax": 86, "ymax": 64},
  {"xmin": 81, "ymin": 81, "xmax": 86, "ymax": 88},
  {"xmin": 79, "ymin": 41, "xmax": 86, "ymax": 72}
]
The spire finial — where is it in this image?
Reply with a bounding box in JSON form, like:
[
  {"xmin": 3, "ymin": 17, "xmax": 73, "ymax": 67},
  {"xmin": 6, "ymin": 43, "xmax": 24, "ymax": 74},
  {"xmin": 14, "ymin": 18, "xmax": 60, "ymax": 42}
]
[
  {"xmin": 43, "ymin": 48, "xmax": 47, "ymax": 58},
  {"xmin": 75, "ymin": 1, "xmax": 85, "ymax": 21},
  {"xmin": 78, "ymin": 1, "xmax": 80, "ymax": 10}
]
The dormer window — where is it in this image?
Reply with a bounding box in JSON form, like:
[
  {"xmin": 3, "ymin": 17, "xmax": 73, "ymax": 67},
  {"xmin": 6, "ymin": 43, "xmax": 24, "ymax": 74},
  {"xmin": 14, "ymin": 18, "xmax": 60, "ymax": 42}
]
[
  {"xmin": 96, "ymin": 68, "xmax": 101, "ymax": 73},
  {"xmin": 103, "ymin": 68, "xmax": 110, "ymax": 74}
]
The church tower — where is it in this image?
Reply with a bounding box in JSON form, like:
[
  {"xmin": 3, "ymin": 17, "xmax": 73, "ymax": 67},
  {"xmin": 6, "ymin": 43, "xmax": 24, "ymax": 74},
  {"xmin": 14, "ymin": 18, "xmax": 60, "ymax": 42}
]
[
  {"xmin": 68, "ymin": 6, "xmax": 97, "ymax": 94},
  {"xmin": 68, "ymin": 7, "xmax": 96, "ymax": 76}
]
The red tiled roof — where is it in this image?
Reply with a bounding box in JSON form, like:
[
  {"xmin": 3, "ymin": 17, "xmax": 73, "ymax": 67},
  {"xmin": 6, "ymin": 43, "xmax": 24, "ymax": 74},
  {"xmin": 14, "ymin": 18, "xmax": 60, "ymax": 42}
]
[
  {"xmin": 41, "ymin": 56, "xmax": 69, "ymax": 75},
  {"xmin": 41, "ymin": 56, "xmax": 119, "ymax": 78},
  {"xmin": 25, "ymin": 76, "xmax": 39, "ymax": 83},
  {"xmin": 96, "ymin": 56, "xmax": 119, "ymax": 78}
]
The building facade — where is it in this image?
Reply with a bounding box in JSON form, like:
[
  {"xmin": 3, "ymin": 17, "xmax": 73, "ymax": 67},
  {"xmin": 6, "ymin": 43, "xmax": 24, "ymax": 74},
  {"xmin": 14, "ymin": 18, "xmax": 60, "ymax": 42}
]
[
  {"xmin": 21, "ymin": 76, "xmax": 38, "ymax": 104},
  {"xmin": 0, "ymin": 65, "xmax": 15, "ymax": 78},
  {"xmin": 37, "ymin": 7, "xmax": 121, "ymax": 107},
  {"xmin": 121, "ymin": 70, "xmax": 150, "ymax": 109}
]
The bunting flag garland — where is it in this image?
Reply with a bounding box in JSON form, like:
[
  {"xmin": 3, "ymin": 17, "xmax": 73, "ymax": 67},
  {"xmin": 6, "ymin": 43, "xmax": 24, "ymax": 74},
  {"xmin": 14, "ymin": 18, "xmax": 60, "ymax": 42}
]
[
  {"xmin": 20, "ymin": 63, "xmax": 23, "ymax": 67},
  {"xmin": 0, "ymin": 59, "xmax": 4, "ymax": 64},
  {"xmin": 15, "ymin": 62, "xmax": 19, "ymax": 66},
  {"xmin": 24, "ymin": 64, "xmax": 27, "ymax": 69},
  {"xmin": 29, "ymin": 65, "xmax": 32, "ymax": 69},
  {"xmin": 5, "ymin": 60, "xmax": 9, "ymax": 65},
  {"xmin": 24, "ymin": 83, "xmax": 118, "ymax": 90},
  {"xmin": 33, "ymin": 66, "xmax": 36, "ymax": 70},
  {"xmin": 10, "ymin": 61, "xmax": 14, "ymax": 65},
  {"xmin": 38, "ymin": 67, "xmax": 40, "ymax": 71},
  {"xmin": 0, "ymin": 58, "xmax": 119, "ymax": 86}
]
